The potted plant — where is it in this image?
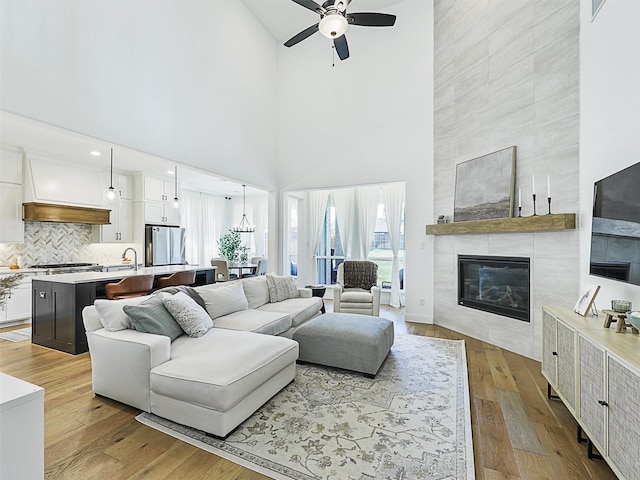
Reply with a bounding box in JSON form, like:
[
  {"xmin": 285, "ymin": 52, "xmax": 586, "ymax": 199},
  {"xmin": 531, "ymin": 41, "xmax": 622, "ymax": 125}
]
[
  {"xmin": 0, "ymin": 273, "xmax": 25, "ymax": 308},
  {"xmin": 217, "ymin": 230, "xmax": 249, "ymax": 265}
]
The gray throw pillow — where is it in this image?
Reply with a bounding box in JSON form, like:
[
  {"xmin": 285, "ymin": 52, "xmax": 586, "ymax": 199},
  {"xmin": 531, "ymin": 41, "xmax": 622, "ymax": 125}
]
[
  {"xmin": 153, "ymin": 285, "xmax": 206, "ymax": 310},
  {"xmin": 162, "ymin": 291, "xmax": 213, "ymax": 338},
  {"xmin": 123, "ymin": 294, "xmax": 184, "ymax": 341},
  {"xmin": 266, "ymin": 274, "xmax": 299, "ymax": 303}
]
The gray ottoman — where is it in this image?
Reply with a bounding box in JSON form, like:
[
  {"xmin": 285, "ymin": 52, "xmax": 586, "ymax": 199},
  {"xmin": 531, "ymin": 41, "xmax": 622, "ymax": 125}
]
[{"xmin": 292, "ymin": 313, "xmax": 394, "ymax": 377}]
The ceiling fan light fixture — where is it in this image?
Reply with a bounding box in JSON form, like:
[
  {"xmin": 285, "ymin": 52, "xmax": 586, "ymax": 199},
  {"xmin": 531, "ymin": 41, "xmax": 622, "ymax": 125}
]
[{"xmin": 319, "ymin": 13, "xmax": 348, "ymax": 38}]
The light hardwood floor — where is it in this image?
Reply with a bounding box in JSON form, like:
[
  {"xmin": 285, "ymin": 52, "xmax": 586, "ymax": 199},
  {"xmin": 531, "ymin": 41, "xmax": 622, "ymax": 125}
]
[{"xmin": 0, "ymin": 304, "xmax": 618, "ymax": 480}]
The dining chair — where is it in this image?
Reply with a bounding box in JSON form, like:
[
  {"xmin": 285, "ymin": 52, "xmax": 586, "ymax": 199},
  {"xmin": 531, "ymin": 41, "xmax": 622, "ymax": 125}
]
[{"xmin": 210, "ymin": 258, "xmax": 238, "ymax": 282}]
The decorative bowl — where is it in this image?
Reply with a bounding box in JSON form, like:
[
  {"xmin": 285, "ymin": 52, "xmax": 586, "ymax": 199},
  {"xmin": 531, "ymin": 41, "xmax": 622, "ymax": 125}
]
[
  {"xmin": 627, "ymin": 311, "xmax": 640, "ymax": 331},
  {"xmin": 612, "ymin": 300, "xmax": 632, "ymax": 313}
]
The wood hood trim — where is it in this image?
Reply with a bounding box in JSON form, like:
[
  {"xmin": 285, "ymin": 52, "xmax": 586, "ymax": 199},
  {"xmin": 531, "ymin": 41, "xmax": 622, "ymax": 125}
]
[{"xmin": 23, "ymin": 202, "xmax": 111, "ymax": 225}]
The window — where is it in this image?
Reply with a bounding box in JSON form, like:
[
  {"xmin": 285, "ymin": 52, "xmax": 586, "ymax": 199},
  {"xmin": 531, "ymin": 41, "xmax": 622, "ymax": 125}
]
[{"xmin": 316, "ymin": 189, "xmax": 404, "ymax": 288}]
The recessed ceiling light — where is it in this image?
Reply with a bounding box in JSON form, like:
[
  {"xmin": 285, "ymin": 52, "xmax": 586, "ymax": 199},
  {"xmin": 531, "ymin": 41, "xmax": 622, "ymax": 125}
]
[{"xmin": 90, "ymin": 151, "xmax": 101, "ymax": 156}]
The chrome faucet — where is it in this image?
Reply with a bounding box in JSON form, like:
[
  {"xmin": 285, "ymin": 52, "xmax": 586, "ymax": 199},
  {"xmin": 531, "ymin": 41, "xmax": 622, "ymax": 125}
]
[{"xmin": 122, "ymin": 247, "xmax": 138, "ymax": 272}]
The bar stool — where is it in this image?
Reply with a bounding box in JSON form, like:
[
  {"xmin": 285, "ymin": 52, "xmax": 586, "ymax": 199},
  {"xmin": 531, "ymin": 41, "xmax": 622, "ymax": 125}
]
[
  {"xmin": 104, "ymin": 275, "xmax": 155, "ymax": 300},
  {"xmin": 156, "ymin": 270, "xmax": 196, "ymax": 289}
]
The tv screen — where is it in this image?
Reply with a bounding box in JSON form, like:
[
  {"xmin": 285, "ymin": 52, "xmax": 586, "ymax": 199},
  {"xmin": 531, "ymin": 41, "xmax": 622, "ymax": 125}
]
[{"xmin": 589, "ymin": 161, "xmax": 640, "ymax": 286}]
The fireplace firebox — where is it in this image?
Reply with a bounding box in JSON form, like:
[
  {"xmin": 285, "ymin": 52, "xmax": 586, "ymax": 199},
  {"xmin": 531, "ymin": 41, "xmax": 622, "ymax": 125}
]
[{"xmin": 458, "ymin": 255, "xmax": 530, "ymax": 322}]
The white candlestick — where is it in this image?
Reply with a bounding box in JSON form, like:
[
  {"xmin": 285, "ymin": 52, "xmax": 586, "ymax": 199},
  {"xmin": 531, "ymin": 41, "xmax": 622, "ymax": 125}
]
[
  {"xmin": 532, "ymin": 174, "xmax": 535, "ymax": 195},
  {"xmin": 518, "ymin": 188, "xmax": 522, "ymax": 208},
  {"xmin": 547, "ymin": 176, "xmax": 551, "ymax": 198}
]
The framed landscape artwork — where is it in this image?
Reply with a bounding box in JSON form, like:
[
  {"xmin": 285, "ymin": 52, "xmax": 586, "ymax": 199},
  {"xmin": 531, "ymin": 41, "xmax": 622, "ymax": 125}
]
[{"xmin": 453, "ymin": 146, "xmax": 516, "ymax": 222}]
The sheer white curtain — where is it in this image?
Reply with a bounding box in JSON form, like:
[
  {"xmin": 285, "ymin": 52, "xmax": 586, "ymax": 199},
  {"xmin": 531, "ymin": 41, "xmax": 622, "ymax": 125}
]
[
  {"xmin": 309, "ymin": 190, "xmax": 329, "ymax": 281},
  {"xmin": 382, "ymin": 183, "xmax": 405, "ymax": 307},
  {"xmin": 333, "ymin": 188, "xmax": 356, "ymax": 259},
  {"xmin": 248, "ymin": 195, "xmax": 268, "ymax": 257},
  {"xmin": 355, "ymin": 185, "xmax": 380, "ymax": 260},
  {"xmin": 182, "ymin": 190, "xmax": 225, "ymax": 267}
]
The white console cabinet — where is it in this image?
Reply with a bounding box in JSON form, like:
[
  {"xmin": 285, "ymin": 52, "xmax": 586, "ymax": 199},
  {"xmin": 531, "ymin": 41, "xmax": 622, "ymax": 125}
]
[
  {"xmin": 0, "ymin": 373, "xmax": 44, "ymax": 480},
  {"xmin": 542, "ymin": 306, "xmax": 640, "ymax": 480}
]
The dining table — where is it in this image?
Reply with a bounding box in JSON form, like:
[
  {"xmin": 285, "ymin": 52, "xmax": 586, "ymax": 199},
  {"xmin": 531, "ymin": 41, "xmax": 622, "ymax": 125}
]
[{"xmin": 227, "ymin": 263, "xmax": 258, "ymax": 278}]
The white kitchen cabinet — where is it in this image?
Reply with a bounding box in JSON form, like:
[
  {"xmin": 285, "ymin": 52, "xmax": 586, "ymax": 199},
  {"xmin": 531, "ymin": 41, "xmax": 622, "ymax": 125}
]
[
  {"xmin": 91, "ymin": 198, "xmax": 133, "ymax": 243},
  {"xmin": 0, "ymin": 183, "xmax": 24, "ymax": 243},
  {"xmin": 143, "ymin": 177, "xmax": 176, "ymax": 202},
  {"xmin": 0, "ymin": 146, "xmax": 23, "ymax": 184},
  {"xmin": 0, "ymin": 278, "xmax": 32, "ymax": 325},
  {"xmin": 144, "ymin": 201, "xmax": 180, "ymax": 226}
]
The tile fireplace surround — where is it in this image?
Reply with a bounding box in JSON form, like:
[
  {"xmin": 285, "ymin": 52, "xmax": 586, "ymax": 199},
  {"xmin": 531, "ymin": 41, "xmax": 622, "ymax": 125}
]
[{"xmin": 433, "ymin": 228, "xmax": 580, "ymax": 360}]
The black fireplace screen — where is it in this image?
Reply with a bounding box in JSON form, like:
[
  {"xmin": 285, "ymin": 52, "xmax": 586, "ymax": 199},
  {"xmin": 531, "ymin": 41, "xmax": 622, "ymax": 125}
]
[{"xmin": 458, "ymin": 255, "xmax": 530, "ymax": 322}]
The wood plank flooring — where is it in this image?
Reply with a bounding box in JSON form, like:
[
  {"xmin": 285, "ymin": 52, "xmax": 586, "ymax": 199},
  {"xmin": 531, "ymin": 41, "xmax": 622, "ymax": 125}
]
[{"xmin": 0, "ymin": 305, "xmax": 619, "ymax": 480}]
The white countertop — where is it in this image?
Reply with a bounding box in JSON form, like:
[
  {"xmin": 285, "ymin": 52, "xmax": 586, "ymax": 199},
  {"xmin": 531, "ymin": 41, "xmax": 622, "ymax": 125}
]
[{"xmin": 30, "ymin": 264, "xmax": 215, "ymax": 284}]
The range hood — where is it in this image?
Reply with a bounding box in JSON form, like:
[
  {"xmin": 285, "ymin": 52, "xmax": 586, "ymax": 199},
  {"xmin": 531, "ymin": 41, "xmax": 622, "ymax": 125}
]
[{"xmin": 23, "ymin": 203, "xmax": 111, "ymax": 225}]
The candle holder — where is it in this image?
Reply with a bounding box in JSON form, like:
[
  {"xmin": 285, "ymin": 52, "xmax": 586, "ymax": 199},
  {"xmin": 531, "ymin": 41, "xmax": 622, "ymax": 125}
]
[
  {"xmin": 547, "ymin": 196, "xmax": 552, "ymax": 215},
  {"xmin": 532, "ymin": 193, "xmax": 537, "ymax": 216}
]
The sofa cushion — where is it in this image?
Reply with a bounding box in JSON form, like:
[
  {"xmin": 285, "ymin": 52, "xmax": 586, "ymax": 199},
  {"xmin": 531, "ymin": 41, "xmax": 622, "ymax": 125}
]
[
  {"xmin": 150, "ymin": 328, "xmax": 298, "ymax": 412},
  {"xmin": 94, "ymin": 296, "xmax": 149, "ymax": 331},
  {"xmin": 340, "ymin": 290, "xmax": 374, "ymax": 303},
  {"xmin": 214, "ymin": 310, "xmax": 292, "ymax": 336},
  {"xmin": 266, "ymin": 274, "xmax": 299, "ymax": 303},
  {"xmin": 123, "ymin": 294, "xmax": 184, "ymax": 341},
  {"xmin": 257, "ymin": 297, "xmax": 322, "ymax": 327},
  {"xmin": 241, "ymin": 276, "xmax": 270, "ymax": 309},
  {"xmin": 162, "ymin": 291, "xmax": 213, "ymax": 338},
  {"xmin": 197, "ymin": 281, "xmax": 248, "ymax": 320}
]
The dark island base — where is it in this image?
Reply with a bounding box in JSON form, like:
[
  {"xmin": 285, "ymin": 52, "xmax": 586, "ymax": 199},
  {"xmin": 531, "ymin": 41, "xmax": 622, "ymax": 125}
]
[{"xmin": 32, "ymin": 269, "xmax": 214, "ymax": 355}]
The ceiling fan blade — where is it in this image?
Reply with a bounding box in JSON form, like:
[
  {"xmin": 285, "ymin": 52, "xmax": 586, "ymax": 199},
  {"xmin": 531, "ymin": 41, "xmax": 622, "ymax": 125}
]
[
  {"xmin": 290, "ymin": 0, "xmax": 325, "ymax": 14},
  {"xmin": 284, "ymin": 23, "xmax": 320, "ymax": 47},
  {"xmin": 334, "ymin": 35, "xmax": 349, "ymax": 60},
  {"xmin": 347, "ymin": 12, "xmax": 396, "ymax": 27}
]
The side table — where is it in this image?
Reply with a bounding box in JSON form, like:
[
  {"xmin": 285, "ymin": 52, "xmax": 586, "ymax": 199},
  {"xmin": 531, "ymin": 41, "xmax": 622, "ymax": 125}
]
[{"xmin": 306, "ymin": 285, "xmax": 326, "ymax": 314}]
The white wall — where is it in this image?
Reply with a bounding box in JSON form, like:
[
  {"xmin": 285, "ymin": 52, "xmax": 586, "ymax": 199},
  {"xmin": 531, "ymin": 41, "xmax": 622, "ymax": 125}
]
[
  {"xmin": 579, "ymin": 0, "xmax": 640, "ymax": 308},
  {"xmin": 0, "ymin": 0, "xmax": 279, "ymax": 191},
  {"xmin": 277, "ymin": 0, "xmax": 434, "ymax": 322}
]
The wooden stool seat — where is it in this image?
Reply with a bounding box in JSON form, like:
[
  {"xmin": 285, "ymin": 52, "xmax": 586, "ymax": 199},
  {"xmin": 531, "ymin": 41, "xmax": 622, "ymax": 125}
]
[
  {"xmin": 602, "ymin": 309, "xmax": 639, "ymax": 334},
  {"xmin": 105, "ymin": 274, "xmax": 154, "ymax": 300},
  {"xmin": 156, "ymin": 270, "xmax": 196, "ymax": 289}
]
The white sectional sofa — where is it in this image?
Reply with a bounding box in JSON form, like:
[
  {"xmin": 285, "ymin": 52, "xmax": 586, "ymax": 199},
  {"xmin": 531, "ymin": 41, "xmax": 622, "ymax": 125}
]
[{"xmin": 82, "ymin": 276, "xmax": 323, "ymax": 437}]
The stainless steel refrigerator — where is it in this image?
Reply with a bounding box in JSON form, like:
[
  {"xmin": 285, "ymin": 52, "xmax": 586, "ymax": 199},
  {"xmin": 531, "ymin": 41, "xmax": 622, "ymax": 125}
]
[{"xmin": 145, "ymin": 226, "xmax": 186, "ymax": 266}]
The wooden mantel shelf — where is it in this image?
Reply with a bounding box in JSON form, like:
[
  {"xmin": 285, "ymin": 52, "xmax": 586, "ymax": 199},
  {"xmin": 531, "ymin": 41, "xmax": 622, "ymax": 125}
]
[{"xmin": 426, "ymin": 213, "xmax": 576, "ymax": 235}]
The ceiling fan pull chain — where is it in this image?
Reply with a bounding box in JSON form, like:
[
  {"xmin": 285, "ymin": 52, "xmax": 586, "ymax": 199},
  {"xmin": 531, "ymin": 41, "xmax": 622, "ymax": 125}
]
[{"xmin": 332, "ymin": 45, "xmax": 335, "ymax": 67}]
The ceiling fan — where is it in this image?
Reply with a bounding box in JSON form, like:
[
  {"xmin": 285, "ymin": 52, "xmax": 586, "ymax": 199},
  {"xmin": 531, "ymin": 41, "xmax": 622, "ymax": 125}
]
[{"xmin": 284, "ymin": 0, "xmax": 396, "ymax": 61}]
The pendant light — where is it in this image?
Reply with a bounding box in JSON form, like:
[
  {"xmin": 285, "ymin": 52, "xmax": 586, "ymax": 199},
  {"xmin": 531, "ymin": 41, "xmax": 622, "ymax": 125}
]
[
  {"xmin": 104, "ymin": 148, "xmax": 121, "ymax": 208},
  {"xmin": 173, "ymin": 166, "xmax": 179, "ymax": 208},
  {"xmin": 233, "ymin": 185, "xmax": 255, "ymax": 233}
]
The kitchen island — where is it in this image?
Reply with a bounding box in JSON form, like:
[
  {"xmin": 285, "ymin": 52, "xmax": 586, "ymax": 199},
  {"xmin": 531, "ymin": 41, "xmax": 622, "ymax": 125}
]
[{"xmin": 31, "ymin": 265, "xmax": 216, "ymax": 354}]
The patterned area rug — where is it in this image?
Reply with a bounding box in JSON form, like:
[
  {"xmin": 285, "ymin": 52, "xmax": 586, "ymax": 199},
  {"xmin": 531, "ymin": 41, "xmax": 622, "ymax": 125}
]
[
  {"xmin": 136, "ymin": 334, "xmax": 474, "ymax": 480},
  {"xmin": 0, "ymin": 327, "xmax": 31, "ymax": 342}
]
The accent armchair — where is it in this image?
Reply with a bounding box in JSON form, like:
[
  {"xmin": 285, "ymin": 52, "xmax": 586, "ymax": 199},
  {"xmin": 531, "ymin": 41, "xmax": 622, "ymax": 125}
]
[{"xmin": 333, "ymin": 261, "xmax": 380, "ymax": 316}]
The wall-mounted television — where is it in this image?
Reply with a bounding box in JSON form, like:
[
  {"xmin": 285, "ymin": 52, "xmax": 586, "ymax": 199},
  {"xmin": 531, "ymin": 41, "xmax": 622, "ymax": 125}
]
[{"xmin": 589, "ymin": 161, "xmax": 640, "ymax": 286}]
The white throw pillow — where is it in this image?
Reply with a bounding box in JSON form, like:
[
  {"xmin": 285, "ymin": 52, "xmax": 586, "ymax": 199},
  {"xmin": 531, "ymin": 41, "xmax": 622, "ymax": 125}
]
[
  {"xmin": 241, "ymin": 276, "xmax": 270, "ymax": 309},
  {"xmin": 198, "ymin": 281, "xmax": 249, "ymax": 320},
  {"xmin": 266, "ymin": 274, "xmax": 299, "ymax": 303},
  {"xmin": 94, "ymin": 296, "xmax": 149, "ymax": 331},
  {"xmin": 161, "ymin": 291, "xmax": 213, "ymax": 338}
]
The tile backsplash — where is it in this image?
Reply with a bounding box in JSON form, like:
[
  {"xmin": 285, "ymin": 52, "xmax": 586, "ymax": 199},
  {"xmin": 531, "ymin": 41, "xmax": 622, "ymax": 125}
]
[{"xmin": 0, "ymin": 222, "xmax": 138, "ymax": 267}]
